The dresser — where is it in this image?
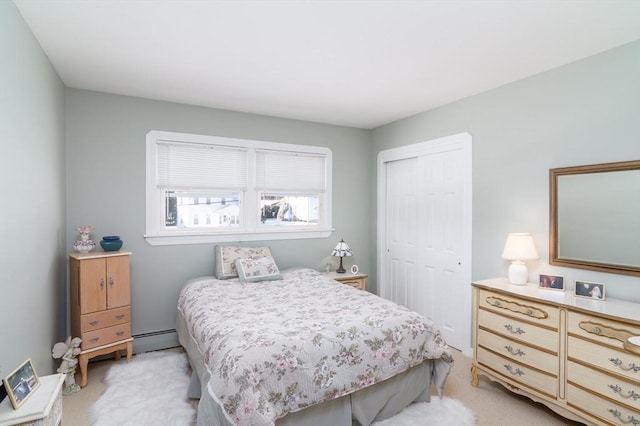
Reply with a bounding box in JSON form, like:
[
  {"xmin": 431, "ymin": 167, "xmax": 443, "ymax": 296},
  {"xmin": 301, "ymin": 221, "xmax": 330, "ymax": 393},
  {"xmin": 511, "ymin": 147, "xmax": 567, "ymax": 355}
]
[
  {"xmin": 472, "ymin": 278, "xmax": 640, "ymax": 426},
  {"xmin": 69, "ymin": 251, "xmax": 133, "ymax": 387},
  {"xmin": 0, "ymin": 374, "xmax": 64, "ymax": 426},
  {"xmin": 324, "ymin": 271, "xmax": 368, "ymax": 290}
]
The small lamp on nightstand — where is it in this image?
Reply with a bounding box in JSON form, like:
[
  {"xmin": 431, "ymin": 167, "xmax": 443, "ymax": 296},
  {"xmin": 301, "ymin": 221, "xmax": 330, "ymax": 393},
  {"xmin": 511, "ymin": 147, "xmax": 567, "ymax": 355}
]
[
  {"xmin": 501, "ymin": 233, "xmax": 539, "ymax": 285},
  {"xmin": 331, "ymin": 239, "xmax": 352, "ymax": 273}
]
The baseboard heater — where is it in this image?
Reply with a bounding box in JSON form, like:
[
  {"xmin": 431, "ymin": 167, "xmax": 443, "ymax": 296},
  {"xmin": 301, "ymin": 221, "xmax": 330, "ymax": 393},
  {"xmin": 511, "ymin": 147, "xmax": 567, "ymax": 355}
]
[{"xmin": 132, "ymin": 329, "xmax": 180, "ymax": 353}]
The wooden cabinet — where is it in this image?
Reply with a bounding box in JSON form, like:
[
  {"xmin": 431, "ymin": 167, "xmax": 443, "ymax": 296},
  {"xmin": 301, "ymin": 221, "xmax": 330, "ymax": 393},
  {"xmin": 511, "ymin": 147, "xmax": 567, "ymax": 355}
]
[
  {"xmin": 472, "ymin": 278, "xmax": 640, "ymax": 426},
  {"xmin": 324, "ymin": 271, "xmax": 367, "ymax": 290},
  {"xmin": 69, "ymin": 252, "xmax": 133, "ymax": 387}
]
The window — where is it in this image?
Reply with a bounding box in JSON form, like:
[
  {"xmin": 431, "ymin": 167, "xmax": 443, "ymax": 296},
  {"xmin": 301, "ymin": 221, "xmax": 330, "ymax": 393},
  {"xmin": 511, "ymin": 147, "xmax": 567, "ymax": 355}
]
[{"xmin": 145, "ymin": 131, "xmax": 332, "ymax": 245}]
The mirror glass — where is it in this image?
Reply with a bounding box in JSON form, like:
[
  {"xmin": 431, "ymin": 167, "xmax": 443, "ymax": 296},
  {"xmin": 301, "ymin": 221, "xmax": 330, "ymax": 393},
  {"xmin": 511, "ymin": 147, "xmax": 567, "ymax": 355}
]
[{"xmin": 550, "ymin": 160, "xmax": 640, "ymax": 276}]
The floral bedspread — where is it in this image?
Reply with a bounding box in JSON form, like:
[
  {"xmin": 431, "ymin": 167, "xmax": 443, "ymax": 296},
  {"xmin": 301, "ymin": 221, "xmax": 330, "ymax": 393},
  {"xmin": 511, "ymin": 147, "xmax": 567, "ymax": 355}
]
[{"xmin": 177, "ymin": 268, "xmax": 452, "ymax": 426}]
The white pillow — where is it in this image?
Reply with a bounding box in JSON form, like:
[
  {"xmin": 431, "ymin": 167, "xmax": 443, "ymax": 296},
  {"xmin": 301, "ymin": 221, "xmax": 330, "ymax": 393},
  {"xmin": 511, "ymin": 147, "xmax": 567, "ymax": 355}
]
[
  {"xmin": 235, "ymin": 257, "xmax": 282, "ymax": 282},
  {"xmin": 215, "ymin": 246, "xmax": 273, "ymax": 279}
]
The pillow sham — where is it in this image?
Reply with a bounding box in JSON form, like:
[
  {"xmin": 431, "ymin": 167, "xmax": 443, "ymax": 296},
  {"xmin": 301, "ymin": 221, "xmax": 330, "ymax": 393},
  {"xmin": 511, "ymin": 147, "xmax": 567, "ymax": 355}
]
[
  {"xmin": 214, "ymin": 246, "xmax": 274, "ymax": 279},
  {"xmin": 235, "ymin": 256, "xmax": 282, "ymax": 282}
]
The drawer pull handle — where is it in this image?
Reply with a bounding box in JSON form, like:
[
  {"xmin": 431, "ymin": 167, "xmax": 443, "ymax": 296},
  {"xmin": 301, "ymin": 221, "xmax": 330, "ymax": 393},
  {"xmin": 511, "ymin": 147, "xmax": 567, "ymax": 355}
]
[
  {"xmin": 90, "ymin": 337, "xmax": 99, "ymax": 343},
  {"xmin": 608, "ymin": 409, "xmax": 639, "ymax": 425},
  {"xmin": 609, "ymin": 357, "xmax": 640, "ymax": 373},
  {"xmin": 579, "ymin": 321, "xmax": 634, "ymax": 343},
  {"xmin": 505, "ymin": 345, "xmax": 525, "ymax": 356},
  {"xmin": 485, "ymin": 296, "xmax": 548, "ymax": 319},
  {"xmin": 609, "ymin": 384, "xmax": 640, "ymax": 400},
  {"xmin": 504, "ymin": 324, "xmax": 526, "ymax": 335},
  {"xmin": 503, "ymin": 364, "xmax": 524, "ymax": 376},
  {"xmin": 115, "ymin": 314, "xmax": 125, "ymax": 320},
  {"xmin": 116, "ymin": 331, "xmax": 124, "ymax": 336},
  {"xmin": 90, "ymin": 320, "xmax": 100, "ymax": 326}
]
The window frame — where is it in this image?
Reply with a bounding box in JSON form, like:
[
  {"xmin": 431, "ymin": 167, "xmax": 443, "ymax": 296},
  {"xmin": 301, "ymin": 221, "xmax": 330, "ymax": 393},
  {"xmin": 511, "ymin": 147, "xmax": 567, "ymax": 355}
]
[{"xmin": 145, "ymin": 130, "xmax": 333, "ymax": 245}]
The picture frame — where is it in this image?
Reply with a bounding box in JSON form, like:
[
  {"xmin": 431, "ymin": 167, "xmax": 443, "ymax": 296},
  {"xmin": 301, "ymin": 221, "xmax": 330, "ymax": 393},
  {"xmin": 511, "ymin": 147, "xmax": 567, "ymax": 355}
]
[
  {"xmin": 574, "ymin": 280, "xmax": 605, "ymax": 300},
  {"xmin": 350, "ymin": 264, "xmax": 359, "ymax": 275},
  {"xmin": 2, "ymin": 358, "xmax": 40, "ymax": 409},
  {"xmin": 539, "ymin": 274, "xmax": 564, "ymax": 291}
]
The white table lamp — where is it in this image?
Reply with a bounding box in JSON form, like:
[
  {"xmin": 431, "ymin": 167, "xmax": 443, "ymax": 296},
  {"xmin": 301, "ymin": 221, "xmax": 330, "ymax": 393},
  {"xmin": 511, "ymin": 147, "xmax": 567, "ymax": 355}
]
[{"xmin": 501, "ymin": 233, "xmax": 539, "ymax": 285}]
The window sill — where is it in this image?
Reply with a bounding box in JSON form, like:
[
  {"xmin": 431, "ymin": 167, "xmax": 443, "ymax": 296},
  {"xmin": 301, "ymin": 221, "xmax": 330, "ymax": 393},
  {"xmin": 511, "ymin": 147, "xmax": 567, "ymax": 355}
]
[{"xmin": 144, "ymin": 228, "xmax": 334, "ymax": 246}]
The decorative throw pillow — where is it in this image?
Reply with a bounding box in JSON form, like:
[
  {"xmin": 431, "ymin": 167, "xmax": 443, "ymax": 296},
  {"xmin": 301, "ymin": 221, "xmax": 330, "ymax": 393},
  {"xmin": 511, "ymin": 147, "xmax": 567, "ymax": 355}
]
[
  {"xmin": 235, "ymin": 256, "xmax": 282, "ymax": 282},
  {"xmin": 214, "ymin": 246, "xmax": 273, "ymax": 279}
]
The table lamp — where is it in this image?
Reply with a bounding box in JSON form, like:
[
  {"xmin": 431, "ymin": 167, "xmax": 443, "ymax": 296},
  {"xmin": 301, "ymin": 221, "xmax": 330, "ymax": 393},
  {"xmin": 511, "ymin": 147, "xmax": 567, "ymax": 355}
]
[
  {"xmin": 501, "ymin": 233, "xmax": 539, "ymax": 285},
  {"xmin": 331, "ymin": 239, "xmax": 352, "ymax": 273}
]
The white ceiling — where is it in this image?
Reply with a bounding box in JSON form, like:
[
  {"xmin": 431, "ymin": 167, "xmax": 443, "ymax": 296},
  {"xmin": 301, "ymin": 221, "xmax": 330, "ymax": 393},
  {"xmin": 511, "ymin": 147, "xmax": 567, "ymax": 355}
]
[{"xmin": 14, "ymin": 0, "xmax": 640, "ymax": 129}]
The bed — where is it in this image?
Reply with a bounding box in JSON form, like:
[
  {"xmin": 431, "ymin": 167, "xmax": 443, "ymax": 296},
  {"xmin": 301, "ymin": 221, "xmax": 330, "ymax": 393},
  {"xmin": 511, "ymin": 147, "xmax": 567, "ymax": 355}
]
[{"xmin": 176, "ymin": 247, "xmax": 453, "ymax": 426}]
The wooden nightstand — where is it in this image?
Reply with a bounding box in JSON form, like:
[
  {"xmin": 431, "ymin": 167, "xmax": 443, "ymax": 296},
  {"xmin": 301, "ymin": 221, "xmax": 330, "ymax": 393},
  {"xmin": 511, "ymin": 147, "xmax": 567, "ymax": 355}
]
[
  {"xmin": 324, "ymin": 271, "xmax": 367, "ymax": 290},
  {"xmin": 0, "ymin": 374, "xmax": 64, "ymax": 426}
]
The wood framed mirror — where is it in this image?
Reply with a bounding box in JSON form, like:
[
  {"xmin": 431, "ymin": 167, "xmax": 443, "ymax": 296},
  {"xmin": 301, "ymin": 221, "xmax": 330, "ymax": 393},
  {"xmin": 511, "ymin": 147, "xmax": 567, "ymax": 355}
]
[{"xmin": 549, "ymin": 160, "xmax": 640, "ymax": 277}]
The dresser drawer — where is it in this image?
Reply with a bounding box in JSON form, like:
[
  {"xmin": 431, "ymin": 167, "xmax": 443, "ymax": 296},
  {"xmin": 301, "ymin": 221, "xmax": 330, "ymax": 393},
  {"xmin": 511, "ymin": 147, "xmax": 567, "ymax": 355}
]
[
  {"xmin": 477, "ymin": 329, "xmax": 558, "ymax": 374},
  {"xmin": 81, "ymin": 323, "xmax": 131, "ymax": 350},
  {"xmin": 568, "ymin": 382, "xmax": 640, "ymax": 426},
  {"xmin": 478, "ymin": 308, "xmax": 558, "ymax": 352},
  {"xmin": 568, "ymin": 360, "xmax": 640, "ymax": 411},
  {"xmin": 81, "ymin": 306, "xmax": 130, "ymax": 332},
  {"xmin": 568, "ymin": 311, "xmax": 640, "ymax": 350},
  {"xmin": 568, "ymin": 336, "xmax": 640, "ymax": 383},
  {"xmin": 477, "ymin": 346, "xmax": 558, "ymax": 398},
  {"xmin": 478, "ymin": 289, "xmax": 559, "ymax": 329},
  {"xmin": 340, "ymin": 279, "xmax": 365, "ymax": 290}
]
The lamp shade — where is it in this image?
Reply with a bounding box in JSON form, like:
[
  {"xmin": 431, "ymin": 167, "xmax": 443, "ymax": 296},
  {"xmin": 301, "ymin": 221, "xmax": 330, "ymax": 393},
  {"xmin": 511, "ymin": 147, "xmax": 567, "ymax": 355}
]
[
  {"xmin": 331, "ymin": 239, "xmax": 353, "ymax": 258},
  {"xmin": 331, "ymin": 239, "xmax": 352, "ymax": 273},
  {"xmin": 501, "ymin": 233, "xmax": 539, "ymax": 261}
]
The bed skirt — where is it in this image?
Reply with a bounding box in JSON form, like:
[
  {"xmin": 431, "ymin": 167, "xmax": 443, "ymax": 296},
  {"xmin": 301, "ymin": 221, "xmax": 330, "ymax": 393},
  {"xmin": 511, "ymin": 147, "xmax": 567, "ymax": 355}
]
[{"xmin": 176, "ymin": 309, "xmax": 446, "ymax": 426}]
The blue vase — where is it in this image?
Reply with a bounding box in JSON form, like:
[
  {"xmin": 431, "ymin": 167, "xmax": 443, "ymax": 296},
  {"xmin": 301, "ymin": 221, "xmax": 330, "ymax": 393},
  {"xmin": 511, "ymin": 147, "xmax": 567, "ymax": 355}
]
[{"xmin": 100, "ymin": 236, "xmax": 123, "ymax": 252}]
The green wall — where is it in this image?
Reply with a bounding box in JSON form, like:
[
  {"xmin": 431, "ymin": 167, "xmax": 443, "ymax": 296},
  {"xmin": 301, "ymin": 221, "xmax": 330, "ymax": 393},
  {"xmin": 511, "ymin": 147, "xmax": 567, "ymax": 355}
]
[
  {"xmin": 3, "ymin": 0, "xmax": 639, "ymax": 375},
  {"xmin": 372, "ymin": 40, "xmax": 640, "ymax": 302},
  {"xmin": 0, "ymin": 1, "xmax": 66, "ymax": 377},
  {"xmin": 65, "ymin": 90, "xmax": 373, "ymax": 350}
]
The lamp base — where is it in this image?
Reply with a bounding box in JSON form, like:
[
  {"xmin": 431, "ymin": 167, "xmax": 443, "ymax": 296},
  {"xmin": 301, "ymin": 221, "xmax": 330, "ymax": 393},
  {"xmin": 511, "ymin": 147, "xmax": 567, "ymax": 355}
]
[
  {"xmin": 336, "ymin": 257, "xmax": 346, "ymax": 273},
  {"xmin": 509, "ymin": 260, "xmax": 529, "ymax": 285},
  {"xmin": 508, "ymin": 261, "xmax": 528, "ymax": 285}
]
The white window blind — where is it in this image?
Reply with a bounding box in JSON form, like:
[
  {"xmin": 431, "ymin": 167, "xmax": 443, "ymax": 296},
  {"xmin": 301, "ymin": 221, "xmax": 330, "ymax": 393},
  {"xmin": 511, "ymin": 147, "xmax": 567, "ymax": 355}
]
[
  {"xmin": 255, "ymin": 150, "xmax": 326, "ymax": 192},
  {"xmin": 157, "ymin": 142, "xmax": 248, "ymax": 189},
  {"xmin": 146, "ymin": 130, "xmax": 333, "ymax": 245}
]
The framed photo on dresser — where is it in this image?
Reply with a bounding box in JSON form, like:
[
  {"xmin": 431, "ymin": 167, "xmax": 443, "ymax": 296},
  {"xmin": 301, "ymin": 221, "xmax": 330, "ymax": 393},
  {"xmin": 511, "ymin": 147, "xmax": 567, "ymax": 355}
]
[
  {"xmin": 2, "ymin": 358, "xmax": 40, "ymax": 409},
  {"xmin": 539, "ymin": 274, "xmax": 564, "ymax": 291},
  {"xmin": 574, "ymin": 280, "xmax": 605, "ymax": 300}
]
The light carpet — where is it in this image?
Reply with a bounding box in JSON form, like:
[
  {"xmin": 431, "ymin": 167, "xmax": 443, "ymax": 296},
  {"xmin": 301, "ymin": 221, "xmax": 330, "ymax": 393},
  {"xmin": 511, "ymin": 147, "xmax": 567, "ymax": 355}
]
[
  {"xmin": 90, "ymin": 351, "xmax": 475, "ymax": 426},
  {"xmin": 89, "ymin": 351, "xmax": 196, "ymax": 426}
]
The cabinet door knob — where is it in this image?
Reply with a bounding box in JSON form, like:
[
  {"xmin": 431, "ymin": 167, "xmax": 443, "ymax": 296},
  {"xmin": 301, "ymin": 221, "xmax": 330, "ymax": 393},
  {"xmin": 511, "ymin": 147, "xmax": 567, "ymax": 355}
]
[
  {"xmin": 100, "ymin": 278, "xmax": 105, "ymax": 289},
  {"xmin": 109, "ymin": 277, "xmax": 114, "ymax": 287}
]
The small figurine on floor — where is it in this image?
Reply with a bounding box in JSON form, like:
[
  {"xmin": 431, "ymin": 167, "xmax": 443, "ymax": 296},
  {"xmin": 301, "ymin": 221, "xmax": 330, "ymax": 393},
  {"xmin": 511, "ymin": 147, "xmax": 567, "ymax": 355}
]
[{"xmin": 52, "ymin": 336, "xmax": 83, "ymax": 395}]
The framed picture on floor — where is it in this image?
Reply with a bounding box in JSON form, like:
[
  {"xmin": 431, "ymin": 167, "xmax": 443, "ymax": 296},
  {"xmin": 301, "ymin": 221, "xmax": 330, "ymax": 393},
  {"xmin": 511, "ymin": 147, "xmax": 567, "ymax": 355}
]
[{"xmin": 2, "ymin": 358, "xmax": 40, "ymax": 409}]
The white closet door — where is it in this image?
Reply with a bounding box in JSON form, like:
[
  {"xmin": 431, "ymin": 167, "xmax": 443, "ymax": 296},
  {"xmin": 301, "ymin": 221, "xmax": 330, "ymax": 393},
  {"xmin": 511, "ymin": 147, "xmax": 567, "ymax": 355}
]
[{"xmin": 378, "ymin": 133, "xmax": 472, "ymax": 353}]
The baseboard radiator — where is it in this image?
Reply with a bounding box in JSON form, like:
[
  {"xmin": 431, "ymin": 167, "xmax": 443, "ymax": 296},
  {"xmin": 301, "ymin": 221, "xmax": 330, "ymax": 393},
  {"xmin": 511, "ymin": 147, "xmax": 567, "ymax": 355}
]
[{"xmin": 132, "ymin": 329, "xmax": 180, "ymax": 354}]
